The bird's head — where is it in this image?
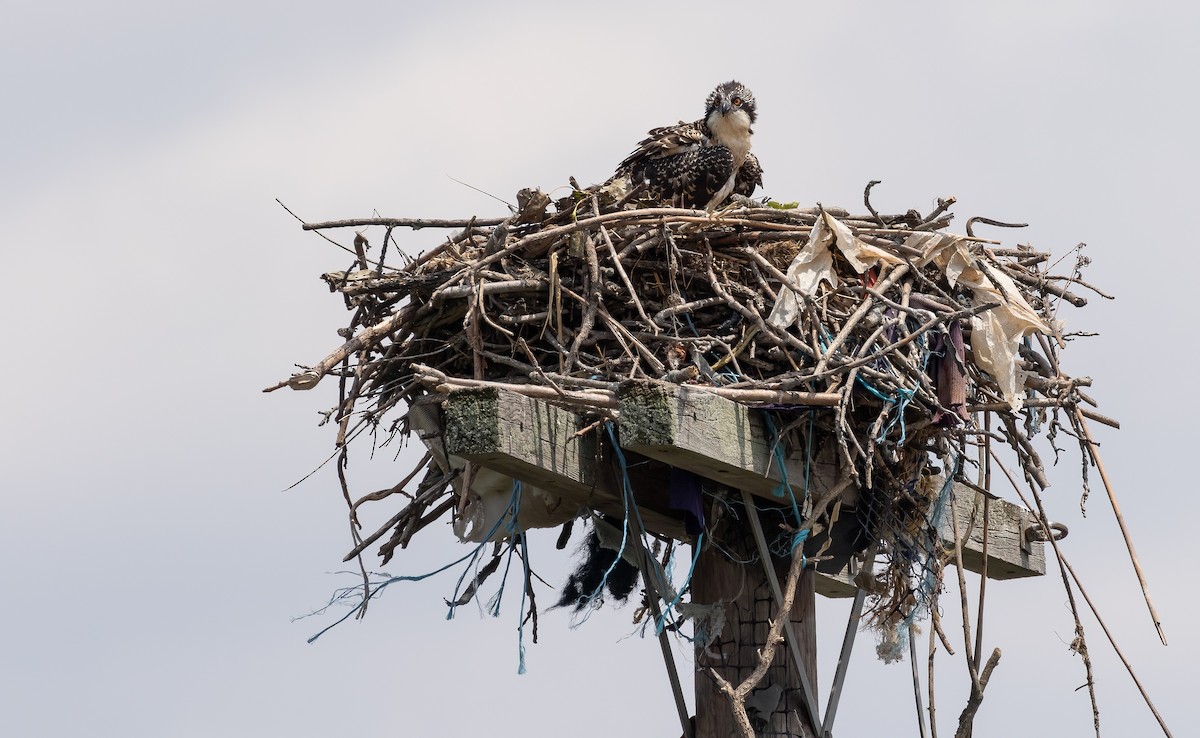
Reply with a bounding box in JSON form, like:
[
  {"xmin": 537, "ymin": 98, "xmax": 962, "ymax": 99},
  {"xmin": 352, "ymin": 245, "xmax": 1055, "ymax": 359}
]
[{"xmin": 705, "ymin": 80, "xmax": 756, "ymax": 131}]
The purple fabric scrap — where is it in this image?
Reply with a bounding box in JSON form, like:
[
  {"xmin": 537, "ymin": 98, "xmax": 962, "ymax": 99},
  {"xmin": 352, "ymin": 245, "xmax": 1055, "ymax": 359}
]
[{"xmin": 668, "ymin": 467, "xmax": 706, "ymax": 536}]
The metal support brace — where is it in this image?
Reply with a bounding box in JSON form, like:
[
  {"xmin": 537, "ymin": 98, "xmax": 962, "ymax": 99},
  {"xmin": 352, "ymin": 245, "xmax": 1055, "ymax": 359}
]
[
  {"xmin": 627, "ymin": 505, "xmax": 694, "ymax": 738},
  {"xmin": 821, "ymin": 547, "xmax": 875, "ymax": 737}
]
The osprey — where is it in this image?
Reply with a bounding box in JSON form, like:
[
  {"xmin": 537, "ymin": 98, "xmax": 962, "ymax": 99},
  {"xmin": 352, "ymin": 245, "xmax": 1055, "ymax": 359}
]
[{"xmin": 616, "ymin": 80, "xmax": 761, "ymax": 210}]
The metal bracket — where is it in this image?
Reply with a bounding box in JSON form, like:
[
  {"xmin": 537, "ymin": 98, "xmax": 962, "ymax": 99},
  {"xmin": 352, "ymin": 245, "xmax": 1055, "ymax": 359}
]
[{"xmin": 1024, "ymin": 521, "xmax": 1068, "ymax": 543}]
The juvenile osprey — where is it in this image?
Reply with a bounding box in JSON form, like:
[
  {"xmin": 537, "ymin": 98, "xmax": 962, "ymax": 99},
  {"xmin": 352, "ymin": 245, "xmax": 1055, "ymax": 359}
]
[{"xmin": 616, "ymin": 80, "xmax": 760, "ymax": 210}]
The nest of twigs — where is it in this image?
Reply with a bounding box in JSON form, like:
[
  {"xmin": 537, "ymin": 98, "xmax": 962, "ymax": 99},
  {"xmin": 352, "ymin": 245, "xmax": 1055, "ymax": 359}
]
[{"xmin": 271, "ymin": 180, "xmax": 1113, "ymax": 635}]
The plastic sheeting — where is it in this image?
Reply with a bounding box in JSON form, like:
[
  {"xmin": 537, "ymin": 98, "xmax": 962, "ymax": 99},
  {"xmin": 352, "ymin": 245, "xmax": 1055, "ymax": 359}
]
[
  {"xmin": 767, "ymin": 213, "xmax": 1052, "ymax": 410},
  {"xmin": 452, "ymin": 467, "xmax": 581, "ymax": 543},
  {"xmin": 767, "ymin": 212, "xmax": 904, "ymax": 330},
  {"xmin": 909, "ymin": 232, "xmax": 1053, "ymax": 410}
]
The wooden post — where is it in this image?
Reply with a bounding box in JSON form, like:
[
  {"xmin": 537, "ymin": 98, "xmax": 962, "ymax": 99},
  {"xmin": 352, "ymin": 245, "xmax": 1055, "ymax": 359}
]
[{"xmin": 692, "ymin": 529, "xmax": 818, "ymax": 737}]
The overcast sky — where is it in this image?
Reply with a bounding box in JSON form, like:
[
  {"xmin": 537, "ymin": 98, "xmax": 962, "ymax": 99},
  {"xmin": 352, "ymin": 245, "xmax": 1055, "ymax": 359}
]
[{"xmin": 2, "ymin": 2, "xmax": 1195, "ymax": 736}]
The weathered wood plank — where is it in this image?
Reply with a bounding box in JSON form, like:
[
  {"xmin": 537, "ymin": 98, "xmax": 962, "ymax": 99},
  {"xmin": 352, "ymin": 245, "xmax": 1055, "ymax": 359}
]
[
  {"xmin": 938, "ymin": 482, "xmax": 1046, "ymax": 578},
  {"xmin": 444, "ymin": 386, "xmax": 599, "ymax": 496},
  {"xmin": 441, "ymin": 387, "xmax": 688, "ymax": 539},
  {"xmin": 617, "ymin": 380, "xmax": 1045, "ymax": 580},
  {"xmin": 617, "ymin": 379, "xmax": 848, "ymax": 502},
  {"xmin": 441, "ymin": 385, "xmax": 1044, "ymax": 580}
]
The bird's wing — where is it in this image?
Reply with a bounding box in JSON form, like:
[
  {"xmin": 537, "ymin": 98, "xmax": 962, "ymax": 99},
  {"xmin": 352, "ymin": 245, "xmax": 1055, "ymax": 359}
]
[
  {"xmin": 734, "ymin": 151, "xmax": 764, "ymax": 197},
  {"xmin": 616, "ymin": 119, "xmax": 708, "ymax": 175},
  {"xmin": 644, "ymin": 145, "xmax": 733, "ymax": 209}
]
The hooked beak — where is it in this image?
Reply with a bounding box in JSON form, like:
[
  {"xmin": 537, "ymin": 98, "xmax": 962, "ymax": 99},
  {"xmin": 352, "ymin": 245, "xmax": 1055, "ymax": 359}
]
[{"xmin": 719, "ymin": 98, "xmax": 731, "ymax": 115}]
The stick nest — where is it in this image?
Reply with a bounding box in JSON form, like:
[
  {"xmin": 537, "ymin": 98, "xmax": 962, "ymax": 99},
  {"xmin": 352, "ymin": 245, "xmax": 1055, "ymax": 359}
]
[{"xmin": 272, "ymin": 181, "xmax": 1111, "ymax": 641}]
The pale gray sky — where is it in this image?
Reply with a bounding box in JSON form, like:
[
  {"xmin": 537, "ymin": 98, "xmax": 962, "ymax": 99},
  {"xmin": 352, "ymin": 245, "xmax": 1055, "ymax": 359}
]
[{"xmin": 2, "ymin": 2, "xmax": 1194, "ymax": 736}]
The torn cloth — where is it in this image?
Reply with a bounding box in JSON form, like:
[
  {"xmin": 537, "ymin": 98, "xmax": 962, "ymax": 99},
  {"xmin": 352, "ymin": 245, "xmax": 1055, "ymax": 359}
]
[{"xmin": 928, "ymin": 319, "xmax": 969, "ymax": 425}]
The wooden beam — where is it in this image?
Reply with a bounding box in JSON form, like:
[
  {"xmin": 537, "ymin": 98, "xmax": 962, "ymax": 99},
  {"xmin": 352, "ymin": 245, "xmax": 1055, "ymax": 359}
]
[
  {"xmin": 444, "ymin": 386, "xmax": 599, "ymax": 497},
  {"xmin": 441, "ymin": 386, "xmax": 688, "ymax": 539},
  {"xmin": 617, "ymin": 379, "xmax": 1046, "ymax": 581},
  {"xmin": 442, "ymin": 385, "xmax": 1045, "ymax": 580},
  {"xmin": 938, "ymin": 481, "xmax": 1046, "ymax": 578},
  {"xmin": 616, "ymin": 379, "xmax": 848, "ymax": 502}
]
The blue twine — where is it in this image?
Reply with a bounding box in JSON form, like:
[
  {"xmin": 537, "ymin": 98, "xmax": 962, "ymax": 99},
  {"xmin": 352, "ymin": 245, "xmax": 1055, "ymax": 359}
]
[
  {"xmin": 925, "ymin": 454, "xmax": 959, "ymax": 547},
  {"xmin": 488, "ymin": 481, "xmax": 533, "ymax": 674},
  {"xmin": 859, "ymin": 328, "xmax": 932, "ymax": 445},
  {"xmin": 605, "ymin": 422, "xmax": 656, "ymax": 551},
  {"xmin": 485, "ymin": 481, "xmax": 524, "ymax": 617},
  {"xmin": 516, "ymin": 519, "xmax": 531, "ymax": 674},
  {"xmin": 655, "ymin": 532, "xmax": 703, "ymax": 635},
  {"xmin": 567, "ymin": 424, "xmax": 635, "ymax": 625},
  {"xmin": 759, "ymin": 411, "xmax": 810, "ymax": 567},
  {"xmin": 817, "ymin": 324, "xmax": 834, "ymax": 349},
  {"xmin": 472, "ymin": 481, "xmax": 532, "ymax": 674},
  {"xmin": 921, "ymin": 451, "xmax": 959, "ymax": 600},
  {"xmin": 446, "ymin": 481, "xmax": 523, "ymax": 620},
  {"xmin": 675, "ymin": 282, "xmax": 701, "ymax": 337},
  {"xmin": 900, "ymin": 449, "xmax": 961, "ymax": 637},
  {"xmin": 600, "ymin": 422, "xmax": 704, "ymax": 636},
  {"xmin": 306, "ymin": 478, "xmax": 522, "ymax": 647}
]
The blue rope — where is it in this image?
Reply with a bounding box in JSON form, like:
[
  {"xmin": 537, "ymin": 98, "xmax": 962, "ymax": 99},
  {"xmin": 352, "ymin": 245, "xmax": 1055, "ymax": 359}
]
[
  {"xmin": 926, "ymin": 455, "xmax": 958, "ymax": 545},
  {"xmin": 473, "ymin": 481, "xmax": 532, "ymax": 673},
  {"xmin": 922, "ymin": 452, "xmax": 959, "ymax": 598},
  {"xmin": 485, "ymin": 481, "xmax": 524, "ymax": 617},
  {"xmin": 306, "ymin": 479, "xmax": 521, "ymax": 645},
  {"xmin": 674, "ymin": 281, "xmax": 701, "ymax": 337},
  {"xmin": 516, "ymin": 521, "xmax": 531, "ymax": 674},
  {"xmin": 446, "ymin": 481, "xmax": 522, "ymax": 620},
  {"xmin": 822, "ymin": 315, "xmax": 931, "ymax": 447},
  {"xmin": 600, "ymin": 422, "xmax": 705, "ymax": 636},
  {"xmin": 859, "ymin": 327, "xmax": 932, "ymax": 445},
  {"xmin": 760, "ymin": 411, "xmax": 809, "ymax": 566},
  {"xmin": 567, "ymin": 424, "xmax": 634, "ymax": 625},
  {"xmin": 655, "ymin": 532, "xmax": 703, "ymax": 635}
]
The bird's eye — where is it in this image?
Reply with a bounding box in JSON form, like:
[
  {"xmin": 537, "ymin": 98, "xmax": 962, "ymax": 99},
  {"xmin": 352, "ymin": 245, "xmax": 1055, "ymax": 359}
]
[{"xmin": 732, "ymin": 97, "xmax": 742, "ymax": 106}]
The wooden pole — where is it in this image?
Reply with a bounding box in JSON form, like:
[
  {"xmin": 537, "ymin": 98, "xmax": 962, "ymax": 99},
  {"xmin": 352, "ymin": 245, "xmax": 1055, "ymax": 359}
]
[{"xmin": 692, "ymin": 523, "xmax": 818, "ymax": 737}]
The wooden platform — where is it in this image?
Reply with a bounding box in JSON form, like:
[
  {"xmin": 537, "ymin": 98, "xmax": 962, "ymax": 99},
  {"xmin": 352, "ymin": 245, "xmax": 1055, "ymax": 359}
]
[{"xmin": 436, "ymin": 383, "xmax": 1045, "ymax": 595}]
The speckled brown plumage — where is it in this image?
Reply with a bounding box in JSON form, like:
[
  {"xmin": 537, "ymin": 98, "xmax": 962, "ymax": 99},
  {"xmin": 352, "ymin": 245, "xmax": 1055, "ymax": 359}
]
[{"xmin": 615, "ymin": 81, "xmax": 762, "ymax": 209}]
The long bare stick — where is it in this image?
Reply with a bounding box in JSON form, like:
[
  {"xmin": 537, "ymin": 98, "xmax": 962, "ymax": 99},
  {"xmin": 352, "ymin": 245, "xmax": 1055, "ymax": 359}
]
[
  {"xmin": 946, "ymin": 462, "xmax": 1004, "ymax": 738},
  {"xmin": 989, "ymin": 449, "xmax": 1101, "ymax": 736},
  {"xmin": 598, "ymin": 224, "xmax": 658, "ymax": 331},
  {"xmin": 1074, "ymin": 408, "xmax": 1166, "ymax": 645},
  {"xmin": 910, "ymin": 620, "xmax": 929, "ymax": 738},
  {"xmin": 303, "ymin": 216, "xmax": 508, "ymax": 230},
  {"xmin": 949, "ymin": 484, "xmax": 981, "ymax": 695},
  {"xmin": 973, "ymin": 414, "xmax": 991, "ymax": 671},
  {"xmin": 928, "ymin": 611, "xmax": 940, "ymax": 738},
  {"xmin": 953, "ymin": 649, "xmax": 1001, "ymax": 738},
  {"xmin": 1060, "ymin": 555, "xmax": 1175, "ymax": 738}
]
